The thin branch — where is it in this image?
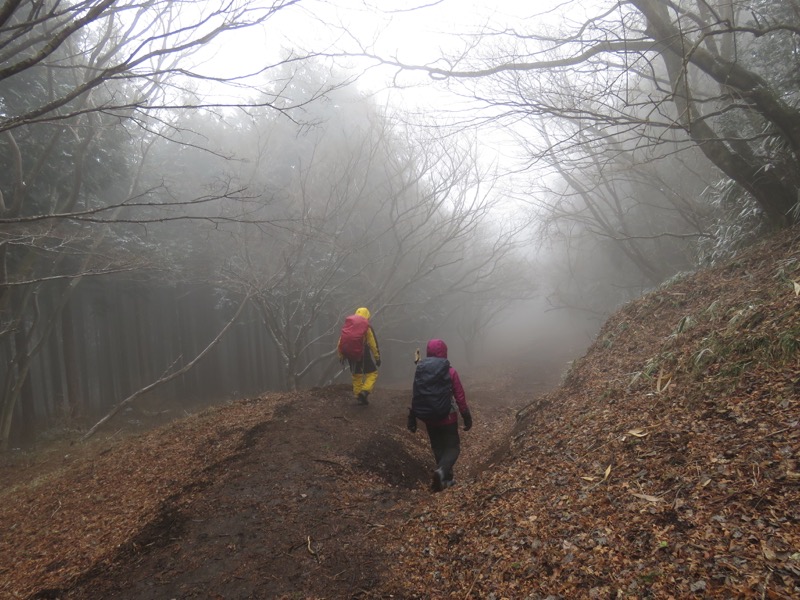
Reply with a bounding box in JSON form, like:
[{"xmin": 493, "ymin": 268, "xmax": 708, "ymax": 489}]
[{"xmin": 82, "ymin": 292, "xmax": 252, "ymax": 440}]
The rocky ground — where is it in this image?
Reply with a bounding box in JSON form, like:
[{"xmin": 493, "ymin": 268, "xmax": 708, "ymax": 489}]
[{"xmin": 1, "ymin": 227, "xmax": 799, "ymax": 599}]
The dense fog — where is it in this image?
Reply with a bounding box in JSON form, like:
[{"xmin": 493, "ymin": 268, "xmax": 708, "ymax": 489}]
[{"xmin": 2, "ymin": 0, "xmax": 799, "ymax": 448}]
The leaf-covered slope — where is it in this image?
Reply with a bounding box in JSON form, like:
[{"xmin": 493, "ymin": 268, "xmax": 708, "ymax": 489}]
[
  {"xmin": 383, "ymin": 228, "xmax": 800, "ymax": 598},
  {"xmin": 0, "ymin": 396, "xmax": 289, "ymax": 599}
]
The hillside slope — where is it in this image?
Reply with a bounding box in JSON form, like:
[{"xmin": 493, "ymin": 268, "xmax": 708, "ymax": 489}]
[
  {"xmin": 382, "ymin": 228, "xmax": 800, "ymax": 598},
  {"xmin": 1, "ymin": 228, "xmax": 798, "ymax": 599}
]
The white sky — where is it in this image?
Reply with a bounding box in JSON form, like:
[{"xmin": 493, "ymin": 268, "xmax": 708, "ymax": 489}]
[
  {"xmin": 203, "ymin": 0, "xmax": 576, "ymax": 106},
  {"xmin": 194, "ymin": 0, "xmax": 595, "ymax": 199}
]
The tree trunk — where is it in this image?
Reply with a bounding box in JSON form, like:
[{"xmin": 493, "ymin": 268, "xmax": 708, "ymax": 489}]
[
  {"xmin": 61, "ymin": 299, "xmax": 83, "ymax": 419},
  {"xmin": 634, "ymin": 0, "xmax": 799, "ymax": 225},
  {"xmin": 14, "ymin": 330, "xmax": 35, "ymax": 446}
]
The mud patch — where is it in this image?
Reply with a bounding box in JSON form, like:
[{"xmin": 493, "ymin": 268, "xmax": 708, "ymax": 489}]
[{"xmin": 352, "ymin": 433, "xmax": 429, "ymax": 489}]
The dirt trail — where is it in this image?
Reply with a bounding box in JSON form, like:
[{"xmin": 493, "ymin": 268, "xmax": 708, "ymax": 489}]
[{"xmin": 39, "ymin": 378, "xmax": 536, "ymax": 599}]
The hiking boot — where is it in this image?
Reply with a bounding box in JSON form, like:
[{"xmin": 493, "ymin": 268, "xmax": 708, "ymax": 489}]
[
  {"xmin": 443, "ymin": 478, "xmax": 456, "ymax": 489},
  {"xmin": 432, "ymin": 468, "xmax": 445, "ymax": 492},
  {"xmin": 357, "ymin": 391, "xmax": 369, "ymax": 405}
]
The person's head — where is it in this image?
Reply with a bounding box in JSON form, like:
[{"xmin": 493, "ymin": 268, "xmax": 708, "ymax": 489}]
[
  {"xmin": 355, "ymin": 307, "xmax": 370, "ymax": 319},
  {"xmin": 426, "ymin": 338, "xmax": 448, "ymax": 358}
]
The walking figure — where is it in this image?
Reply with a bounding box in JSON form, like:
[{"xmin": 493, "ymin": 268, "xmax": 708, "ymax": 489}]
[
  {"xmin": 407, "ymin": 339, "xmax": 472, "ymax": 491},
  {"xmin": 337, "ymin": 307, "xmax": 381, "ymax": 405}
]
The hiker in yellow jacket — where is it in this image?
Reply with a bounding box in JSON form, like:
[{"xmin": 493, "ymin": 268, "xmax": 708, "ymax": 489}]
[{"xmin": 337, "ymin": 307, "xmax": 381, "ymax": 405}]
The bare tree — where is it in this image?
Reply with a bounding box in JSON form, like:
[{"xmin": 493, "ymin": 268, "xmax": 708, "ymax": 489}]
[
  {"xmin": 547, "ymin": 123, "xmax": 708, "ymax": 255},
  {"xmin": 0, "ymin": 0, "xmax": 307, "ymax": 133},
  {"xmin": 314, "ymin": 0, "xmax": 799, "ymax": 329},
  {"xmin": 344, "ymin": 0, "xmax": 800, "ymax": 228},
  {"xmin": 217, "ymin": 82, "xmax": 533, "ymax": 388},
  {"xmin": 0, "ymin": 0, "xmax": 316, "ymax": 449}
]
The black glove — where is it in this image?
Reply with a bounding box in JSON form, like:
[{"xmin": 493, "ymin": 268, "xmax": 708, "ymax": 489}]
[
  {"xmin": 462, "ymin": 411, "xmax": 473, "ymax": 432},
  {"xmin": 407, "ymin": 412, "xmax": 417, "ymax": 433},
  {"xmin": 375, "ymin": 358, "xmax": 381, "ymax": 367}
]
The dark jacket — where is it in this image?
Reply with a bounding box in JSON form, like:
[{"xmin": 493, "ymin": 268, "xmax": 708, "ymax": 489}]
[{"xmin": 416, "ymin": 339, "xmax": 468, "ymax": 427}]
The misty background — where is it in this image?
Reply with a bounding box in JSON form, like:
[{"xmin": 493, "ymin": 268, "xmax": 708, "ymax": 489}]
[{"xmin": 2, "ymin": 0, "xmax": 798, "ymax": 449}]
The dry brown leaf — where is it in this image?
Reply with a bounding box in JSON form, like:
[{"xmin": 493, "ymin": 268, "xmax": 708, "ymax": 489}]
[
  {"xmin": 761, "ymin": 541, "xmax": 777, "ymax": 561},
  {"xmin": 630, "ymin": 492, "xmax": 663, "ymax": 503},
  {"xmin": 656, "ymin": 367, "xmax": 672, "ymax": 393},
  {"xmin": 627, "ymin": 428, "xmax": 648, "ymax": 438},
  {"xmin": 603, "ymin": 465, "xmax": 612, "ymax": 481}
]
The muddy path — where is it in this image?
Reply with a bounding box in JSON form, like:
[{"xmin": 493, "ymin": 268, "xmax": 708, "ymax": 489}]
[{"xmin": 44, "ymin": 379, "xmax": 533, "ymax": 599}]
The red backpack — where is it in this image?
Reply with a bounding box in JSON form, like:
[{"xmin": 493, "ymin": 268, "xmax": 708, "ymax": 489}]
[{"xmin": 339, "ymin": 314, "xmax": 370, "ymax": 360}]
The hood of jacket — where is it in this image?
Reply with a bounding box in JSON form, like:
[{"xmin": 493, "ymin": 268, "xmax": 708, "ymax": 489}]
[
  {"xmin": 426, "ymin": 338, "xmax": 448, "ymax": 359},
  {"xmin": 355, "ymin": 307, "xmax": 370, "ymax": 319}
]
